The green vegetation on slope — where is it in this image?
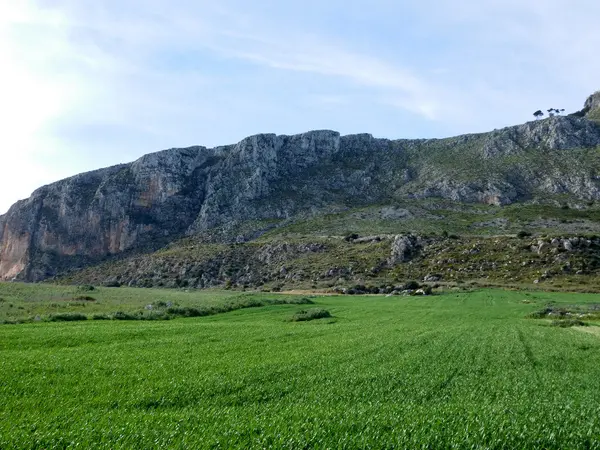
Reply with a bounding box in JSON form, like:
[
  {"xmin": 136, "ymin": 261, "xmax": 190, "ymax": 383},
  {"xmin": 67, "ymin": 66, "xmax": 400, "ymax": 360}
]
[
  {"xmin": 58, "ymin": 224, "xmax": 600, "ymax": 293},
  {"xmin": 2, "ymin": 289, "xmax": 600, "ymax": 448}
]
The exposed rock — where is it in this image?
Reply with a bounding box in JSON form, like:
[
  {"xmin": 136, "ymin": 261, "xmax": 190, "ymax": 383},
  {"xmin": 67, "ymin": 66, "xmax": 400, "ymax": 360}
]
[
  {"xmin": 535, "ymin": 241, "xmax": 552, "ymax": 254},
  {"xmin": 379, "ymin": 207, "xmax": 412, "ymax": 220},
  {"xmin": 482, "ymin": 116, "xmax": 600, "ymax": 158},
  {"xmin": 572, "ymin": 91, "xmax": 600, "ymax": 121},
  {"xmin": 353, "ymin": 235, "xmax": 383, "ymax": 244},
  {"xmin": 3, "ymin": 92, "xmax": 600, "ymax": 281},
  {"xmin": 388, "ymin": 235, "xmax": 422, "ymax": 265},
  {"xmin": 423, "ymin": 274, "xmax": 442, "ymax": 282},
  {"xmin": 563, "ymin": 240, "xmax": 574, "ymax": 251}
]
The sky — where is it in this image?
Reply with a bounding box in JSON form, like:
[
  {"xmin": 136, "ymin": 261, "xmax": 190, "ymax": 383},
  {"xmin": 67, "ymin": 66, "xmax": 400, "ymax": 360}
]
[{"xmin": 1, "ymin": 0, "xmax": 599, "ymax": 214}]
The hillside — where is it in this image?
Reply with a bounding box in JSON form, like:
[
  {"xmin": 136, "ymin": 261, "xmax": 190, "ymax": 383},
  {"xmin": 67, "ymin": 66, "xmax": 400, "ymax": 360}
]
[{"xmin": 2, "ymin": 92, "xmax": 600, "ymax": 285}]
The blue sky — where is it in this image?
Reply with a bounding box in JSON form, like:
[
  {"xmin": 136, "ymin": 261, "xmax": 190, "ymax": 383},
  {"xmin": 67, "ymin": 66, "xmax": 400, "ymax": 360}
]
[{"xmin": 1, "ymin": 0, "xmax": 599, "ymax": 213}]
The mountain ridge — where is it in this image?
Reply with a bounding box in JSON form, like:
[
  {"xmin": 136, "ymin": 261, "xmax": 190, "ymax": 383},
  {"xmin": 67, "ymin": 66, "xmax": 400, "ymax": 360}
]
[{"xmin": 2, "ymin": 93, "xmax": 600, "ymax": 282}]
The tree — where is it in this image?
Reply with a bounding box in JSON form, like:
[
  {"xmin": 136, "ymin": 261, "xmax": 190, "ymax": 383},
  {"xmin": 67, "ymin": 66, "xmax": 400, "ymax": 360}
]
[
  {"xmin": 533, "ymin": 110, "xmax": 544, "ymax": 120},
  {"xmin": 548, "ymin": 108, "xmax": 566, "ymax": 116}
]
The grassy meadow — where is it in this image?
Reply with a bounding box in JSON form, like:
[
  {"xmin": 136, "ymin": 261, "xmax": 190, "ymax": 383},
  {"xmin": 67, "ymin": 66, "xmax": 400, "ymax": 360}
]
[{"xmin": 2, "ymin": 284, "xmax": 600, "ymax": 448}]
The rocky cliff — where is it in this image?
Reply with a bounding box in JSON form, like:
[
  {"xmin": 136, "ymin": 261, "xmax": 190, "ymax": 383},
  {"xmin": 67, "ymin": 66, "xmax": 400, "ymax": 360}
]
[
  {"xmin": 583, "ymin": 91, "xmax": 600, "ymax": 121},
  {"xmin": 3, "ymin": 94, "xmax": 600, "ymax": 281}
]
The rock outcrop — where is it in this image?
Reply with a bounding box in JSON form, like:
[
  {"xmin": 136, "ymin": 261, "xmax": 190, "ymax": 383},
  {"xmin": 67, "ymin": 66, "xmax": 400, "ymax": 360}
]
[
  {"xmin": 584, "ymin": 92, "xmax": 600, "ymax": 120},
  {"xmin": 388, "ymin": 235, "xmax": 423, "ymax": 265},
  {"xmin": 3, "ymin": 93, "xmax": 600, "ymax": 281}
]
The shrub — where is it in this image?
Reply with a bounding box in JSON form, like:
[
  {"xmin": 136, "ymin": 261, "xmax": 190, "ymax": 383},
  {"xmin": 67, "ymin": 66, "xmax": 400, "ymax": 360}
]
[
  {"xmin": 517, "ymin": 230, "xmax": 532, "ymax": 239},
  {"xmin": 292, "ymin": 308, "xmax": 332, "ymax": 322},
  {"xmin": 77, "ymin": 285, "xmax": 95, "ymax": 292},
  {"xmin": 230, "ymin": 298, "xmax": 263, "ymax": 309},
  {"xmin": 74, "ymin": 296, "xmax": 96, "ymax": 301},
  {"xmin": 551, "ymin": 319, "xmax": 585, "ymax": 327},
  {"xmin": 92, "ymin": 313, "xmax": 111, "ymax": 320},
  {"xmin": 112, "ymin": 311, "xmax": 141, "ymax": 321},
  {"xmin": 143, "ymin": 311, "xmax": 170, "ymax": 321},
  {"xmin": 403, "ymin": 281, "xmax": 421, "ymax": 290},
  {"xmin": 282, "ymin": 296, "xmax": 314, "ymax": 305},
  {"xmin": 48, "ymin": 313, "xmax": 88, "ymax": 322},
  {"xmin": 152, "ymin": 300, "xmax": 169, "ymax": 308},
  {"xmin": 527, "ymin": 306, "xmax": 564, "ymax": 319},
  {"xmin": 166, "ymin": 306, "xmax": 212, "ymax": 318}
]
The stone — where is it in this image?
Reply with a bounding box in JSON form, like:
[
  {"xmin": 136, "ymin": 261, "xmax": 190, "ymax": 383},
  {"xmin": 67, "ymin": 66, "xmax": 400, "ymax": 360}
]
[
  {"xmin": 423, "ymin": 274, "xmax": 442, "ymax": 282},
  {"xmin": 353, "ymin": 235, "xmax": 383, "ymax": 244},
  {"xmin": 388, "ymin": 235, "xmax": 422, "ymax": 266},
  {"xmin": 537, "ymin": 242, "xmax": 552, "ymax": 254},
  {"xmin": 563, "ymin": 240, "xmax": 574, "ymax": 251}
]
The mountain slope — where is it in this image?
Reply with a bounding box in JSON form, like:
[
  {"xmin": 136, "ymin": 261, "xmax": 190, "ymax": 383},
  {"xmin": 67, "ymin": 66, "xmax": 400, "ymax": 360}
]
[{"xmin": 2, "ymin": 93, "xmax": 600, "ymax": 282}]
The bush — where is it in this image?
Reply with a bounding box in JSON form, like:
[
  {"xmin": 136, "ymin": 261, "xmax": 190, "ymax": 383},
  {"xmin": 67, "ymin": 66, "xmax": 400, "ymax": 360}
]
[
  {"xmin": 166, "ymin": 306, "xmax": 212, "ymax": 318},
  {"xmin": 527, "ymin": 306, "xmax": 565, "ymax": 319},
  {"xmin": 292, "ymin": 308, "xmax": 332, "ymax": 322},
  {"xmin": 112, "ymin": 311, "xmax": 141, "ymax": 321},
  {"xmin": 48, "ymin": 313, "xmax": 88, "ymax": 322},
  {"xmin": 92, "ymin": 313, "xmax": 111, "ymax": 320},
  {"xmin": 152, "ymin": 300, "xmax": 169, "ymax": 308},
  {"xmin": 271, "ymin": 284, "xmax": 284, "ymax": 292},
  {"xmin": 517, "ymin": 230, "xmax": 532, "ymax": 239},
  {"xmin": 103, "ymin": 279, "xmax": 121, "ymax": 288},
  {"xmin": 551, "ymin": 319, "xmax": 585, "ymax": 327},
  {"xmin": 403, "ymin": 281, "xmax": 421, "ymax": 290},
  {"xmin": 77, "ymin": 285, "xmax": 95, "ymax": 292},
  {"xmin": 142, "ymin": 311, "xmax": 170, "ymax": 321},
  {"xmin": 74, "ymin": 295, "xmax": 96, "ymax": 301},
  {"xmin": 282, "ymin": 296, "xmax": 314, "ymax": 305}
]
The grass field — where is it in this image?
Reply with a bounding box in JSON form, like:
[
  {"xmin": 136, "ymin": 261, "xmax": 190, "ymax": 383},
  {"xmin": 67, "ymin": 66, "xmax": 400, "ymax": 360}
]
[
  {"xmin": 0, "ymin": 283, "xmax": 306, "ymax": 323},
  {"xmin": 2, "ymin": 285, "xmax": 600, "ymax": 448}
]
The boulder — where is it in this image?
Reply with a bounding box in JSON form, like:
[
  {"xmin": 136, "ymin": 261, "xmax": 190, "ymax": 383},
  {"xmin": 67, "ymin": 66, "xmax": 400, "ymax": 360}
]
[{"xmin": 388, "ymin": 235, "xmax": 422, "ymax": 265}]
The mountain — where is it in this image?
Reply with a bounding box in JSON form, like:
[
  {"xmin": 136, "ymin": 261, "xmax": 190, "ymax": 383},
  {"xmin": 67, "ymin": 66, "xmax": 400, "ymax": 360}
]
[{"xmin": 2, "ymin": 92, "xmax": 600, "ymax": 285}]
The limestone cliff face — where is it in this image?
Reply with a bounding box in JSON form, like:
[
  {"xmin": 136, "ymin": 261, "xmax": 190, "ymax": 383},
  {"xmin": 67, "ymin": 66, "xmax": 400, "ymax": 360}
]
[
  {"xmin": 2, "ymin": 108, "xmax": 600, "ymax": 281},
  {"xmin": 584, "ymin": 92, "xmax": 600, "ymax": 121}
]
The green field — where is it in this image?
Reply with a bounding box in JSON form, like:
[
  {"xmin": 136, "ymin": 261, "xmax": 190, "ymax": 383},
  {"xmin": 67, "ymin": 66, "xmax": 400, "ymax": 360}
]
[{"xmin": 2, "ymin": 285, "xmax": 600, "ymax": 448}]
